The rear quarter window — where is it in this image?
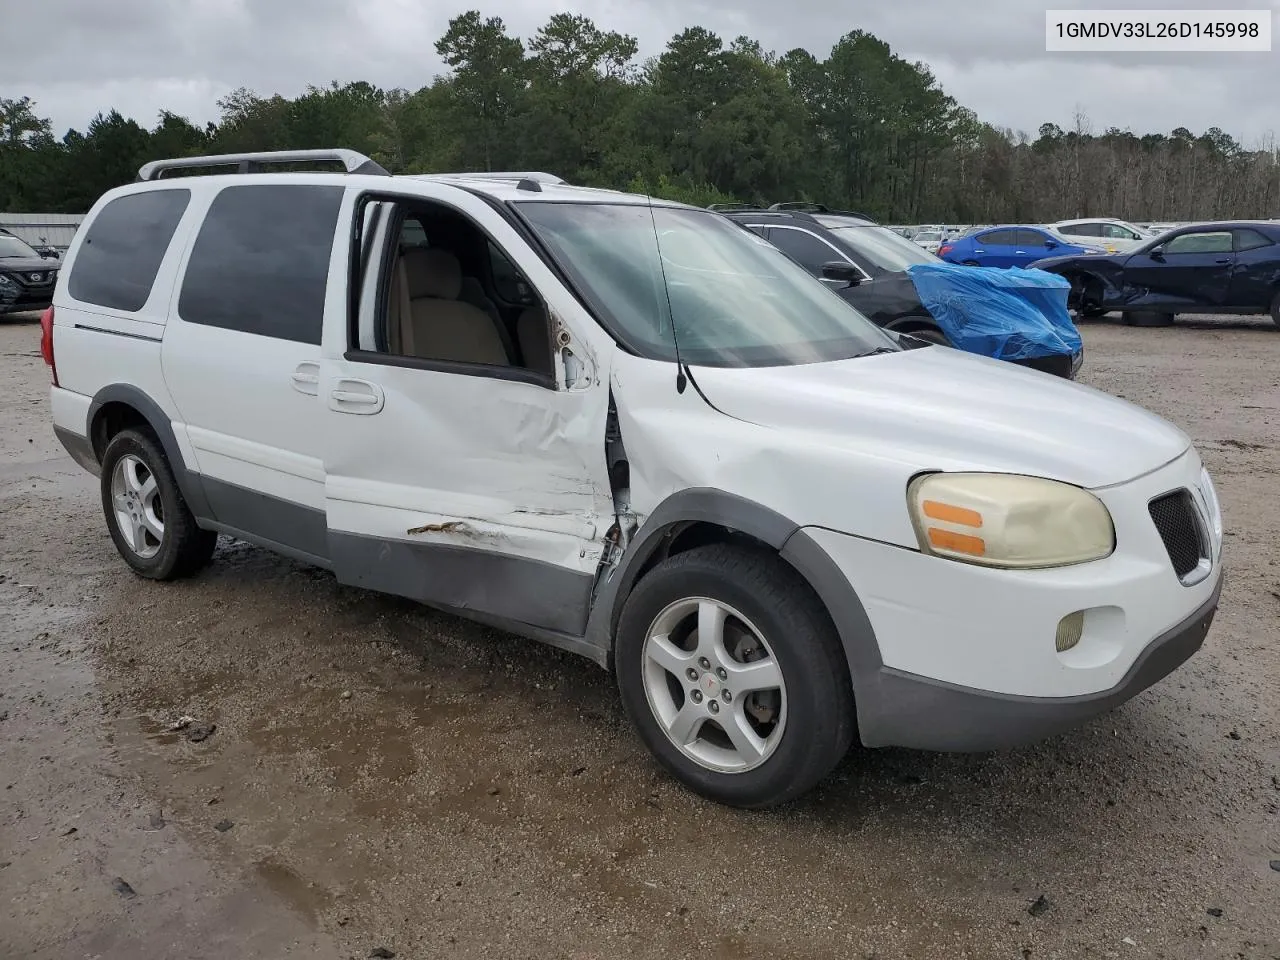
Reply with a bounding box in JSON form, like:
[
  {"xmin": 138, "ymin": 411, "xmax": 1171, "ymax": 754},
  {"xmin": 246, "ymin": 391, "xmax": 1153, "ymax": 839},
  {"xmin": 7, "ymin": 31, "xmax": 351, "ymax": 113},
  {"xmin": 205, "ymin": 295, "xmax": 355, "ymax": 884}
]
[
  {"xmin": 67, "ymin": 189, "xmax": 191, "ymax": 312},
  {"xmin": 178, "ymin": 184, "xmax": 344, "ymax": 345}
]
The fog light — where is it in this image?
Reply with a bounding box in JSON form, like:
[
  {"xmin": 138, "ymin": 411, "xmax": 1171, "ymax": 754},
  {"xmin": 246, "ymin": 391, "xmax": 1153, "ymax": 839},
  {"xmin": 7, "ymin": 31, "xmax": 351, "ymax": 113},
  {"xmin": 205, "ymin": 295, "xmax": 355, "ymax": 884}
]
[{"xmin": 1056, "ymin": 611, "xmax": 1084, "ymax": 652}]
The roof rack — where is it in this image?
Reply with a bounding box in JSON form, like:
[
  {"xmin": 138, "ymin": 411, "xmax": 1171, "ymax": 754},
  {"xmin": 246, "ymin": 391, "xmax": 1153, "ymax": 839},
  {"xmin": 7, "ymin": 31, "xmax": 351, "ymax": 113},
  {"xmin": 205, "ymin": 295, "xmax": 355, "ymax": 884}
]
[
  {"xmin": 137, "ymin": 149, "xmax": 390, "ymax": 182},
  {"xmin": 768, "ymin": 202, "xmax": 878, "ymax": 223},
  {"xmin": 707, "ymin": 203, "xmax": 765, "ymax": 212},
  {"xmin": 428, "ymin": 171, "xmax": 566, "ymax": 185}
]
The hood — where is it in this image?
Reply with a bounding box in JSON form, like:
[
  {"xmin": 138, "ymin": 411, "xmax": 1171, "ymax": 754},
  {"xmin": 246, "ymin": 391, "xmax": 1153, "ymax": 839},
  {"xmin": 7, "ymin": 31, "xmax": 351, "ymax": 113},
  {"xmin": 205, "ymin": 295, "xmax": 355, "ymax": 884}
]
[
  {"xmin": 690, "ymin": 346, "xmax": 1190, "ymax": 489},
  {"xmin": 0, "ymin": 257, "xmax": 60, "ymax": 273},
  {"xmin": 1030, "ymin": 252, "xmax": 1127, "ymax": 271}
]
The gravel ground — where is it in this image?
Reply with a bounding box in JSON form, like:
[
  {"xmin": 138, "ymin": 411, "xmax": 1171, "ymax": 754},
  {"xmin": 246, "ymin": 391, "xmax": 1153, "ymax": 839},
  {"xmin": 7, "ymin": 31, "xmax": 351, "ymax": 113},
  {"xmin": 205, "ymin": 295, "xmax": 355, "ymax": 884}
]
[{"xmin": 2, "ymin": 311, "xmax": 1277, "ymax": 960}]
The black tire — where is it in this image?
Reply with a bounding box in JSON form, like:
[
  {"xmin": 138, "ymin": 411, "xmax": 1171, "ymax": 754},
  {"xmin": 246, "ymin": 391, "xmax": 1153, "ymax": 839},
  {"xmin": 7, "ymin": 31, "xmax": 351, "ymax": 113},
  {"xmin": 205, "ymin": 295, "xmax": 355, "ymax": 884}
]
[
  {"xmin": 1269, "ymin": 290, "xmax": 1280, "ymax": 329},
  {"xmin": 1080, "ymin": 305, "xmax": 1107, "ymax": 319},
  {"xmin": 614, "ymin": 544, "xmax": 855, "ymax": 808},
  {"xmin": 100, "ymin": 427, "xmax": 217, "ymax": 580},
  {"xmin": 893, "ymin": 321, "xmax": 950, "ymax": 346},
  {"xmin": 1121, "ymin": 310, "xmax": 1174, "ymax": 328}
]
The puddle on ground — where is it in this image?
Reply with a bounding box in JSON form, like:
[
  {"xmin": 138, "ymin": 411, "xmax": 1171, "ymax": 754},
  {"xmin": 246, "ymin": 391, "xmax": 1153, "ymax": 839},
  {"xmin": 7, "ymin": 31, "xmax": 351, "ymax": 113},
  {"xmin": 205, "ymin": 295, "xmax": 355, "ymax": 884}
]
[{"xmin": 255, "ymin": 858, "xmax": 333, "ymax": 924}]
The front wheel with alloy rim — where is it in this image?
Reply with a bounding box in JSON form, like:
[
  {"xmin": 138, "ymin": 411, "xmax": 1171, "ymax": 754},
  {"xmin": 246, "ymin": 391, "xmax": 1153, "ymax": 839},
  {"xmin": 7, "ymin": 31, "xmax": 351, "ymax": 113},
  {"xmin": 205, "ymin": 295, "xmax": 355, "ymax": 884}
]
[
  {"xmin": 100, "ymin": 428, "xmax": 217, "ymax": 580},
  {"xmin": 615, "ymin": 544, "xmax": 855, "ymax": 808}
]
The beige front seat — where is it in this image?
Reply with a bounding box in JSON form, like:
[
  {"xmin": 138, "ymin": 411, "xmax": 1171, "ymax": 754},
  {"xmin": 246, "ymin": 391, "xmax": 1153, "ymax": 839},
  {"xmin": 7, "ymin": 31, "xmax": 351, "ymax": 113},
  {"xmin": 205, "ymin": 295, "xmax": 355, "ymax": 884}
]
[{"xmin": 401, "ymin": 248, "xmax": 510, "ymax": 366}]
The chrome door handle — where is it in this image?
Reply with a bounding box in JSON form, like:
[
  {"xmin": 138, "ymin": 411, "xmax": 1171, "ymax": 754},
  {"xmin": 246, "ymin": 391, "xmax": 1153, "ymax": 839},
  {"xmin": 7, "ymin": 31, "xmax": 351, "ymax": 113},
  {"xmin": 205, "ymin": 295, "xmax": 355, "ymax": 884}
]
[{"xmin": 1214, "ymin": 257, "xmax": 1231, "ymax": 264}]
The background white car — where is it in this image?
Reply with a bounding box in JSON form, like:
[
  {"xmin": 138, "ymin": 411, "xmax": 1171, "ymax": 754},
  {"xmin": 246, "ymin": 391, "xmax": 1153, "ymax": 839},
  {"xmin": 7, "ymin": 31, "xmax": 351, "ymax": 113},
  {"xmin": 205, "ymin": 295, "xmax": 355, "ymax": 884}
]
[
  {"xmin": 1048, "ymin": 218, "xmax": 1150, "ymax": 253},
  {"xmin": 912, "ymin": 230, "xmax": 943, "ymax": 253}
]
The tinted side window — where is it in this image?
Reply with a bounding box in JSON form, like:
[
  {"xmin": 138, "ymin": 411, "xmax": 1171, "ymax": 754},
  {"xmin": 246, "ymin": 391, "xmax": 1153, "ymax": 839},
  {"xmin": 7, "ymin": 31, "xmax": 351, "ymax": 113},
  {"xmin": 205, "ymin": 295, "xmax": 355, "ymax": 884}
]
[
  {"xmin": 1163, "ymin": 231, "xmax": 1233, "ymax": 255},
  {"xmin": 977, "ymin": 230, "xmax": 1017, "ymax": 246},
  {"xmin": 1063, "ymin": 223, "xmax": 1101, "ymax": 237},
  {"xmin": 1234, "ymin": 228, "xmax": 1273, "ymax": 252},
  {"xmin": 68, "ymin": 190, "xmax": 190, "ymax": 312},
  {"xmin": 1016, "ymin": 229, "xmax": 1052, "ymax": 248},
  {"xmin": 768, "ymin": 227, "xmax": 843, "ymax": 274},
  {"xmin": 178, "ymin": 184, "xmax": 343, "ymax": 345}
]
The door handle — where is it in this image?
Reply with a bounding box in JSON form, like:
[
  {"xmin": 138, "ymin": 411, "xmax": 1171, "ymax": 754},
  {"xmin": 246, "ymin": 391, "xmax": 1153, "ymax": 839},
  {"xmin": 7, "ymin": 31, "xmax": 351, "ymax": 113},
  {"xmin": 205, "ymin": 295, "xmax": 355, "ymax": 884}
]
[
  {"xmin": 291, "ymin": 361, "xmax": 320, "ymax": 396},
  {"xmin": 1214, "ymin": 257, "xmax": 1231, "ymax": 264},
  {"xmin": 329, "ymin": 378, "xmax": 384, "ymax": 415},
  {"xmin": 974, "ymin": 249, "xmax": 985, "ymax": 254}
]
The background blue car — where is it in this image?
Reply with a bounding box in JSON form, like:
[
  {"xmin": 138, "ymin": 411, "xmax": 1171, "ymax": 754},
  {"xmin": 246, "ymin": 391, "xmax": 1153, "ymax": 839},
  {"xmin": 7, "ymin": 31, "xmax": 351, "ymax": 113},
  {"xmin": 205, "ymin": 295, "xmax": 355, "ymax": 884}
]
[{"xmin": 940, "ymin": 225, "xmax": 1103, "ymax": 268}]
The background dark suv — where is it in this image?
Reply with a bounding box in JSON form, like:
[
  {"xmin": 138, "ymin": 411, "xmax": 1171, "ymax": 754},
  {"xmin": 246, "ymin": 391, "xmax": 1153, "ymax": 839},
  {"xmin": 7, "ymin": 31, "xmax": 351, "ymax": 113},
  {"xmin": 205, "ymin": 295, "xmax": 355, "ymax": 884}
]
[
  {"xmin": 0, "ymin": 228, "xmax": 60, "ymax": 315},
  {"xmin": 716, "ymin": 204, "xmax": 949, "ymax": 343},
  {"xmin": 717, "ymin": 203, "xmax": 1080, "ymax": 378}
]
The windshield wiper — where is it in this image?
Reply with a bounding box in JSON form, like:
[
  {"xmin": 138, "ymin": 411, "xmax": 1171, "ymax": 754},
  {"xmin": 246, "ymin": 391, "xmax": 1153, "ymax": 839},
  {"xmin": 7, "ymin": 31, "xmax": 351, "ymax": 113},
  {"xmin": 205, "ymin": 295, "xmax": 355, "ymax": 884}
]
[{"xmin": 854, "ymin": 346, "xmax": 900, "ymax": 357}]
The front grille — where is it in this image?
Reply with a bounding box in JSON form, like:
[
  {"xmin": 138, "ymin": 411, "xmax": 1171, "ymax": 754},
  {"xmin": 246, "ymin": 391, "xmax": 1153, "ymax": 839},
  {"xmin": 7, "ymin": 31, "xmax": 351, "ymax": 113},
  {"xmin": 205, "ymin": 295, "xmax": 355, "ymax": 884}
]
[{"xmin": 1148, "ymin": 490, "xmax": 1204, "ymax": 578}]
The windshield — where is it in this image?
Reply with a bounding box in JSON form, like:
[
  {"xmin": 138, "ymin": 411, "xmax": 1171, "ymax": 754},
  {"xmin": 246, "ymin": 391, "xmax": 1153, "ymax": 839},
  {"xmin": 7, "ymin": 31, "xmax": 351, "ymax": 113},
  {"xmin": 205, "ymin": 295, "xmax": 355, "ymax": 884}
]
[
  {"xmin": 516, "ymin": 202, "xmax": 898, "ymax": 367},
  {"xmin": 914, "ymin": 231, "xmax": 941, "ymax": 242},
  {"xmin": 0, "ymin": 235, "xmax": 40, "ymax": 258},
  {"xmin": 828, "ymin": 225, "xmax": 940, "ymax": 271}
]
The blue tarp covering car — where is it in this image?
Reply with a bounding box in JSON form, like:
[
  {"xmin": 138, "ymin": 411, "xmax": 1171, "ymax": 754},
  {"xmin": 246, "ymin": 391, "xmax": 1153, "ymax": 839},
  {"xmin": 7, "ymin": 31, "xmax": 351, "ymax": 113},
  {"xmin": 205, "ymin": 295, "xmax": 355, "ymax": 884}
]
[{"xmin": 905, "ymin": 262, "xmax": 1082, "ymax": 366}]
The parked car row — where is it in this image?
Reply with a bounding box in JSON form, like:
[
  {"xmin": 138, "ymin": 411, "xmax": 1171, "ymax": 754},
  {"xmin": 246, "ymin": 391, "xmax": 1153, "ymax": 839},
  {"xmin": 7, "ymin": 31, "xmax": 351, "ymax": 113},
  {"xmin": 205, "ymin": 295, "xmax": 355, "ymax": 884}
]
[{"xmin": 933, "ymin": 218, "xmax": 1280, "ymax": 329}]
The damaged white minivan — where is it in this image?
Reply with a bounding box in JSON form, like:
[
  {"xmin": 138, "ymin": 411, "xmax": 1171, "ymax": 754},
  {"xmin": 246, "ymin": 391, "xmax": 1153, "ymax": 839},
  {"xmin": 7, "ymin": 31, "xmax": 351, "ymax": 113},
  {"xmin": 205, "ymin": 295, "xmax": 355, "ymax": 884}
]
[{"xmin": 45, "ymin": 150, "xmax": 1224, "ymax": 807}]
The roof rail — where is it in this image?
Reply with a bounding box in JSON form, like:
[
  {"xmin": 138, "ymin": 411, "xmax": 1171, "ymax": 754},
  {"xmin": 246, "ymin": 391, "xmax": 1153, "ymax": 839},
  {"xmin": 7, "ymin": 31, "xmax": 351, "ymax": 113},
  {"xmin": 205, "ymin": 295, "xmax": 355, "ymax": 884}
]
[
  {"xmin": 768, "ymin": 201, "xmax": 878, "ymax": 223},
  {"xmin": 137, "ymin": 149, "xmax": 390, "ymax": 182},
  {"xmin": 428, "ymin": 171, "xmax": 566, "ymax": 185},
  {"xmin": 707, "ymin": 203, "xmax": 764, "ymax": 212}
]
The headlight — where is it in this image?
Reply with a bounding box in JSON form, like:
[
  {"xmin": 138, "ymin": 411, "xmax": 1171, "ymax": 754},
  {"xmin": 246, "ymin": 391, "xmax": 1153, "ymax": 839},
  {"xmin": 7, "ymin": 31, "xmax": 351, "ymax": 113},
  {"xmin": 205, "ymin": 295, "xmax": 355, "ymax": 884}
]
[
  {"xmin": 907, "ymin": 473, "xmax": 1115, "ymax": 569},
  {"xmin": 0, "ymin": 273, "xmax": 17, "ymax": 290}
]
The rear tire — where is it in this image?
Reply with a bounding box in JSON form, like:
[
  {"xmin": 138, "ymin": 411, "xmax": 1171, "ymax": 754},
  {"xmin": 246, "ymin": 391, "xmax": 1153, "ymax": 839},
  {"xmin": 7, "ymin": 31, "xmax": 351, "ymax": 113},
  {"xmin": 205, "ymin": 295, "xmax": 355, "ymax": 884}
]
[
  {"xmin": 1121, "ymin": 310, "xmax": 1174, "ymax": 328},
  {"xmin": 615, "ymin": 544, "xmax": 855, "ymax": 808},
  {"xmin": 895, "ymin": 322, "xmax": 950, "ymax": 346},
  {"xmin": 1269, "ymin": 290, "xmax": 1280, "ymax": 329},
  {"xmin": 100, "ymin": 428, "xmax": 218, "ymax": 580}
]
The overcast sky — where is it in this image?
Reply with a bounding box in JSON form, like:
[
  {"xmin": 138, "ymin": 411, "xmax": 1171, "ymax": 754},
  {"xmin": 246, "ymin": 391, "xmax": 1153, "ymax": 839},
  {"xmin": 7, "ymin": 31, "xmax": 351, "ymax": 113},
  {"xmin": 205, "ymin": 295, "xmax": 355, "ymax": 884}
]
[{"xmin": 5, "ymin": 0, "xmax": 1278, "ymax": 144}]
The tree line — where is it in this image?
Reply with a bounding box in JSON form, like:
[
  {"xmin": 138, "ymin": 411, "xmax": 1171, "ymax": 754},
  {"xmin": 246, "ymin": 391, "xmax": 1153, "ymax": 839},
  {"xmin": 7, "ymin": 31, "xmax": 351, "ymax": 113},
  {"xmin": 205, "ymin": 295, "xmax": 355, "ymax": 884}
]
[{"xmin": 2, "ymin": 10, "xmax": 1278, "ymax": 222}]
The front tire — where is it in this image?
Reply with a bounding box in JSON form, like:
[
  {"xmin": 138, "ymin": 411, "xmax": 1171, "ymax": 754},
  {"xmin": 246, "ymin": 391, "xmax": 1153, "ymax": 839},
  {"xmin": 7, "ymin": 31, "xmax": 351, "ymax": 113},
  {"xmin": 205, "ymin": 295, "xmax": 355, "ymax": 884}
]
[
  {"xmin": 615, "ymin": 544, "xmax": 855, "ymax": 808},
  {"xmin": 100, "ymin": 428, "xmax": 217, "ymax": 580},
  {"xmin": 1122, "ymin": 310, "xmax": 1174, "ymax": 328}
]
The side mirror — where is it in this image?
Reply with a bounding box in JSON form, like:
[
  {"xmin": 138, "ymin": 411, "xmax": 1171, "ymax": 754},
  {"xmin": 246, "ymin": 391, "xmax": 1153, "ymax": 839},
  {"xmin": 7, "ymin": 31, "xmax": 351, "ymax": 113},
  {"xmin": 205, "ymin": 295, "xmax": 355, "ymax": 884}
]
[
  {"xmin": 1043, "ymin": 239, "xmax": 1058, "ymax": 249},
  {"xmin": 821, "ymin": 261, "xmax": 862, "ymax": 285},
  {"xmin": 1149, "ymin": 246, "xmax": 1165, "ymax": 260}
]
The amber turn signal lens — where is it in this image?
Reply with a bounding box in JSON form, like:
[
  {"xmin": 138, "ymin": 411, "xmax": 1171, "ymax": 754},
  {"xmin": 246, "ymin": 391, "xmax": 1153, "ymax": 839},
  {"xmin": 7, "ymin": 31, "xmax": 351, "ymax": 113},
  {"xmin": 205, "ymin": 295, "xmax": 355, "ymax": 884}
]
[
  {"xmin": 921, "ymin": 500, "xmax": 982, "ymax": 528},
  {"xmin": 926, "ymin": 527, "xmax": 986, "ymax": 556}
]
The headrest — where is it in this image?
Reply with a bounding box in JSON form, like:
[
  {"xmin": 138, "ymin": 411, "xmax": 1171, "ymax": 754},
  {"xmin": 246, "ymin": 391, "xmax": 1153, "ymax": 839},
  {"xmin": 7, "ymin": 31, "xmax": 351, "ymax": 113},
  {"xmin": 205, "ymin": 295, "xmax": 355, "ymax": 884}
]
[{"xmin": 403, "ymin": 247, "xmax": 461, "ymax": 300}]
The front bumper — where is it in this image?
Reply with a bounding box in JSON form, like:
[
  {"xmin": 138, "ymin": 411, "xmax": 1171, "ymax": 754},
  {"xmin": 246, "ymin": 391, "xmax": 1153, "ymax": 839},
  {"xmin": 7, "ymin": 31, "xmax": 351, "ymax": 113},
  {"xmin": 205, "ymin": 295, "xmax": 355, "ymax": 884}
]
[
  {"xmin": 852, "ymin": 570, "xmax": 1219, "ymax": 751},
  {"xmin": 784, "ymin": 448, "xmax": 1223, "ymax": 751},
  {"xmin": 0, "ymin": 299, "xmax": 52, "ymax": 315}
]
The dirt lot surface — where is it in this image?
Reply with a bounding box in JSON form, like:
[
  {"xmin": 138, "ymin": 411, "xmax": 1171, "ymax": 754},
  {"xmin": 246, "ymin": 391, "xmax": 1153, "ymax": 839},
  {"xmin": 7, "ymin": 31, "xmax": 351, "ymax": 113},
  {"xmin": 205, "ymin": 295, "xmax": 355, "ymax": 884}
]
[{"xmin": 2, "ymin": 311, "xmax": 1278, "ymax": 960}]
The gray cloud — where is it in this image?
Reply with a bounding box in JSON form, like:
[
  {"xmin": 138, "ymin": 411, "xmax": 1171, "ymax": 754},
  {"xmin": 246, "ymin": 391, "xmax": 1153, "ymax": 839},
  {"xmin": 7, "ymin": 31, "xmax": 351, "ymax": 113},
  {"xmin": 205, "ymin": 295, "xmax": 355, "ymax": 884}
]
[{"xmin": 3, "ymin": 0, "xmax": 1277, "ymax": 144}]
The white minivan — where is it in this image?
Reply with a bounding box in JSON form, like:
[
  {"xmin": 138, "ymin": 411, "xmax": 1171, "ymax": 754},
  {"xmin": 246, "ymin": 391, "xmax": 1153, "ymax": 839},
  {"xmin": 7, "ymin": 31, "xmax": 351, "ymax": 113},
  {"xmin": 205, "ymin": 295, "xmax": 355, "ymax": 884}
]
[{"xmin": 43, "ymin": 150, "xmax": 1224, "ymax": 807}]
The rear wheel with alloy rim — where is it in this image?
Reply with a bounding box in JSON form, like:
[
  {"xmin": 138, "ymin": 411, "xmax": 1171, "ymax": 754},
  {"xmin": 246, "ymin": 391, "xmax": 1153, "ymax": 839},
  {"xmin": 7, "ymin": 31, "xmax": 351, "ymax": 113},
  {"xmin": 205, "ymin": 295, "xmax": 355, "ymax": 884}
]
[
  {"xmin": 100, "ymin": 428, "xmax": 217, "ymax": 580},
  {"xmin": 616, "ymin": 543, "xmax": 855, "ymax": 807}
]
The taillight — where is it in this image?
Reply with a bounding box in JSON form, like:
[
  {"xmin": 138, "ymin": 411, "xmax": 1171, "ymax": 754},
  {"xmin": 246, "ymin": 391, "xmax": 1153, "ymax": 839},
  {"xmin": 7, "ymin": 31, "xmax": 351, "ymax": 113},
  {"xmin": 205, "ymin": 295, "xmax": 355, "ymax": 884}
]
[
  {"xmin": 40, "ymin": 305, "xmax": 58, "ymax": 386},
  {"xmin": 938, "ymin": 244, "xmax": 953, "ymax": 257}
]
